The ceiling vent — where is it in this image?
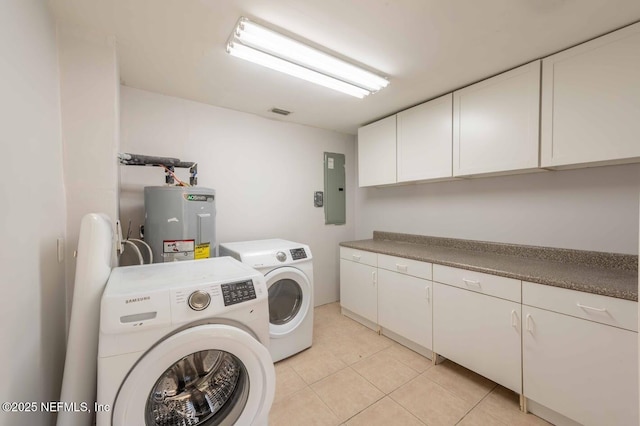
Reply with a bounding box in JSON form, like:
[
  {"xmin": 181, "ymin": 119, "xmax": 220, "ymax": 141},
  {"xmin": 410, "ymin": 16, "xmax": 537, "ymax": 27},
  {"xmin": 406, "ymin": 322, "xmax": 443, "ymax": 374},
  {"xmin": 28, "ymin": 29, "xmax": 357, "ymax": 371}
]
[{"xmin": 270, "ymin": 108, "xmax": 291, "ymax": 116}]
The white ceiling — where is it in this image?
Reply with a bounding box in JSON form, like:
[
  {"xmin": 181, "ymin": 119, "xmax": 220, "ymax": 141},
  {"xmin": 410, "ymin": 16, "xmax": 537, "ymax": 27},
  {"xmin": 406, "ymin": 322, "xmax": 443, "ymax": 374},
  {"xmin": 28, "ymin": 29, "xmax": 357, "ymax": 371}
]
[{"xmin": 50, "ymin": 0, "xmax": 640, "ymax": 135}]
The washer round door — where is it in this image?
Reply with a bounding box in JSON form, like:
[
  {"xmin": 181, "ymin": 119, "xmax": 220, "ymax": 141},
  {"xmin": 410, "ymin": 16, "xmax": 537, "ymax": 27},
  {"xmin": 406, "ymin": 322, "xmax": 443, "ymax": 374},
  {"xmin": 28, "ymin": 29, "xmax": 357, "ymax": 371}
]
[
  {"xmin": 112, "ymin": 324, "xmax": 275, "ymax": 426},
  {"xmin": 265, "ymin": 267, "xmax": 312, "ymax": 338}
]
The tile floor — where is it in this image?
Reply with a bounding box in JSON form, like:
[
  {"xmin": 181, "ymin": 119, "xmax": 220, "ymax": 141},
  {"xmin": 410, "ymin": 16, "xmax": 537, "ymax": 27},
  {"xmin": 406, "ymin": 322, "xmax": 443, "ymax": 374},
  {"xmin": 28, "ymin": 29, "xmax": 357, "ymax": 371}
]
[{"xmin": 269, "ymin": 302, "xmax": 551, "ymax": 426}]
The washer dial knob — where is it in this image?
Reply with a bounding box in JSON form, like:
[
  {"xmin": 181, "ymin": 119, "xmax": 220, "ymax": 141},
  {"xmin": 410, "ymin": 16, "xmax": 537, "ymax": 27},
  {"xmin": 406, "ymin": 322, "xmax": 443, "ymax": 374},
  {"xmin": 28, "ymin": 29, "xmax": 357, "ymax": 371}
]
[
  {"xmin": 188, "ymin": 290, "xmax": 211, "ymax": 311},
  {"xmin": 276, "ymin": 251, "xmax": 287, "ymax": 262}
]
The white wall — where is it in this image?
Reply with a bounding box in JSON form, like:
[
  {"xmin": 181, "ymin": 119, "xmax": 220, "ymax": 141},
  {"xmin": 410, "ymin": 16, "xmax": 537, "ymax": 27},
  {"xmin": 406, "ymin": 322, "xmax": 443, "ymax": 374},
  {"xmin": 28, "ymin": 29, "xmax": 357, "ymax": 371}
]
[
  {"xmin": 0, "ymin": 1, "xmax": 66, "ymax": 425},
  {"xmin": 58, "ymin": 26, "xmax": 120, "ymax": 321},
  {"xmin": 356, "ymin": 163, "xmax": 640, "ymax": 254},
  {"xmin": 119, "ymin": 87, "xmax": 356, "ymax": 305}
]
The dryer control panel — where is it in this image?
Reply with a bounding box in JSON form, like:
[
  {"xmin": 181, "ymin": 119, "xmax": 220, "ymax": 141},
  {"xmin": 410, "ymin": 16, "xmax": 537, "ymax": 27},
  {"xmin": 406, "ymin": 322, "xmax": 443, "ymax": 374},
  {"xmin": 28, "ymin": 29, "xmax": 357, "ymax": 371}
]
[
  {"xmin": 290, "ymin": 248, "xmax": 307, "ymax": 260},
  {"xmin": 221, "ymin": 279, "xmax": 257, "ymax": 306}
]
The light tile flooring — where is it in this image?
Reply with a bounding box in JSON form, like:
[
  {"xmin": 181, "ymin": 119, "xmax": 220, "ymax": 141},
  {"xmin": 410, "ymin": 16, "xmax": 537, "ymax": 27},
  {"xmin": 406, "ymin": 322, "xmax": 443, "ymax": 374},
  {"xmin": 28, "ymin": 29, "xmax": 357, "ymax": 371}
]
[{"xmin": 269, "ymin": 302, "xmax": 551, "ymax": 426}]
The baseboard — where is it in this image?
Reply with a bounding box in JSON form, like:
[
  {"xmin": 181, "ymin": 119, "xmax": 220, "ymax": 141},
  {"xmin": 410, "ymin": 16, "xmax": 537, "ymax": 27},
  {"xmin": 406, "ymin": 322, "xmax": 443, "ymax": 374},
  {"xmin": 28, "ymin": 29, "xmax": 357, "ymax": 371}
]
[
  {"xmin": 340, "ymin": 307, "xmax": 378, "ymax": 332},
  {"xmin": 526, "ymin": 399, "xmax": 582, "ymax": 426}
]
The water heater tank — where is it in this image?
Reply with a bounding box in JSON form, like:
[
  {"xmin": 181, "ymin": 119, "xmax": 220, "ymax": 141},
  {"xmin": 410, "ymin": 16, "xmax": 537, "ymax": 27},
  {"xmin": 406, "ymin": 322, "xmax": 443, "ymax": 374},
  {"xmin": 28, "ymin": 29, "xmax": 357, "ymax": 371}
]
[{"xmin": 144, "ymin": 186, "xmax": 216, "ymax": 263}]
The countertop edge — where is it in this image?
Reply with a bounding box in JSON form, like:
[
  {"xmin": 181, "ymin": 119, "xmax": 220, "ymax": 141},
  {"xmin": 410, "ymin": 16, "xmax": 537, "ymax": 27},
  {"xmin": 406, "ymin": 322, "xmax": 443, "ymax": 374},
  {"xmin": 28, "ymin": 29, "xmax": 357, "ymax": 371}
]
[{"xmin": 340, "ymin": 240, "xmax": 638, "ymax": 302}]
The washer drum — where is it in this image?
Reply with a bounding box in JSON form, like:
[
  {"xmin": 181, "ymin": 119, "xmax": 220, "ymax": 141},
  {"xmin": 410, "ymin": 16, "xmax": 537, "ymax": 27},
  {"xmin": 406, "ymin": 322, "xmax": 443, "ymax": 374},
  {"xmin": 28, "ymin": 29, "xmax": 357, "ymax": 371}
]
[{"xmin": 144, "ymin": 186, "xmax": 216, "ymax": 263}]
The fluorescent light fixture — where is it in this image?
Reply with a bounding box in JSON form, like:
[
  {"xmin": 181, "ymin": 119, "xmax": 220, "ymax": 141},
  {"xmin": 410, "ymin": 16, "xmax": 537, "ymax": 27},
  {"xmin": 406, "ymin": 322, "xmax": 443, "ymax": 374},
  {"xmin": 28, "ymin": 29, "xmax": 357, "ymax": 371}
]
[{"xmin": 226, "ymin": 17, "xmax": 389, "ymax": 98}]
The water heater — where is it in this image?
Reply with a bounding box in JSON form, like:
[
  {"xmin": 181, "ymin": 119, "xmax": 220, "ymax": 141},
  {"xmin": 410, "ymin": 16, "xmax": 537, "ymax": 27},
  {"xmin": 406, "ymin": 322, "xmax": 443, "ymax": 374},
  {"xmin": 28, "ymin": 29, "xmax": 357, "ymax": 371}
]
[{"xmin": 144, "ymin": 186, "xmax": 216, "ymax": 263}]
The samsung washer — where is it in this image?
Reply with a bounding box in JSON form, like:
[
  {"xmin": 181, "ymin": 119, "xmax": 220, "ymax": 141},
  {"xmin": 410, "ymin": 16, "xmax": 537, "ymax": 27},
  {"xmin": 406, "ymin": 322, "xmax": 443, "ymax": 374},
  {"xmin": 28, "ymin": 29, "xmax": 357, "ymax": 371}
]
[
  {"xmin": 96, "ymin": 257, "xmax": 275, "ymax": 426},
  {"xmin": 220, "ymin": 239, "xmax": 313, "ymax": 362}
]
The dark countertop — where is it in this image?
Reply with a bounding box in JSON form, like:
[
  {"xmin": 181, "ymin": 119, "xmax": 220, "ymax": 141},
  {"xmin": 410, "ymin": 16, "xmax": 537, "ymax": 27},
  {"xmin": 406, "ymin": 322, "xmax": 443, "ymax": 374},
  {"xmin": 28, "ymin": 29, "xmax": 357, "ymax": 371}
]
[{"xmin": 340, "ymin": 232, "xmax": 638, "ymax": 302}]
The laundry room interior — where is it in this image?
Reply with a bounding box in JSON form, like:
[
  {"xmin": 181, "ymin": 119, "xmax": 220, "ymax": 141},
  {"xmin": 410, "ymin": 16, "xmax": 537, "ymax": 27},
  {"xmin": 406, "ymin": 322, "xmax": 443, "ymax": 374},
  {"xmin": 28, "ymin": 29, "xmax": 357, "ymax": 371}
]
[{"xmin": 2, "ymin": 1, "xmax": 640, "ymax": 426}]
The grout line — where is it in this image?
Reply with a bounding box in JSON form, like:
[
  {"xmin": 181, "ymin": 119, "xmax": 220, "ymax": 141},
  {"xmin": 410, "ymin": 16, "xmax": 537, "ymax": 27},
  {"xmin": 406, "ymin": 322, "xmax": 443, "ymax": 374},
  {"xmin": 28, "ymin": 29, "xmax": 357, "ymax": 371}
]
[
  {"xmin": 307, "ymin": 382, "xmax": 342, "ymax": 422},
  {"xmin": 272, "ymin": 384, "xmax": 311, "ymax": 407},
  {"xmin": 454, "ymin": 383, "xmax": 503, "ymax": 425},
  {"xmin": 309, "ymin": 305, "xmax": 390, "ymax": 424},
  {"xmin": 340, "ymin": 392, "xmax": 387, "ymax": 425},
  {"xmin": 308, "ymin": 365, "xmax": 387, "ymax": 425},
  {"xmin": 310, "ymin": 303, "xmax": 524, "ymax": 426},
  {"xmin": 303, "ymin": 304, "xmax": 434, "ymax": 423}
]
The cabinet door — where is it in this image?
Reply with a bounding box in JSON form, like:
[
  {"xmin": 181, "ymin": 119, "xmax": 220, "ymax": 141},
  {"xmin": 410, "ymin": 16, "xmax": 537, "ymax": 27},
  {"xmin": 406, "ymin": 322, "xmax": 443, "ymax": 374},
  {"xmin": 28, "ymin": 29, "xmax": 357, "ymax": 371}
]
[
  {"xmin": 453, "ymin": 61, "xmax": 540, "ymax": 177},
  {"xmin": 541, "ymin": 23, "xmax": 640, "ymax": 168},
  {"xmin": 339, "ymin": 259, "xmax": 377, "ymax": 324},
  {"xmin": 522, "ymin": 306, "xmax": 638, "ymax": 426},
  {"xmin": 433, "ymin": 283, "xmax": 522, "ymax": 393},
  {"xmin": 378, "ymin": 269, "xmax": 432, "ymax": 350},
  {"xmin": 357, "ymin": 115, "xmax": 396, "ymax": 187},
  {"xmin": 397, "ymin": 94, "xmax": 453, "ymax": 182}
]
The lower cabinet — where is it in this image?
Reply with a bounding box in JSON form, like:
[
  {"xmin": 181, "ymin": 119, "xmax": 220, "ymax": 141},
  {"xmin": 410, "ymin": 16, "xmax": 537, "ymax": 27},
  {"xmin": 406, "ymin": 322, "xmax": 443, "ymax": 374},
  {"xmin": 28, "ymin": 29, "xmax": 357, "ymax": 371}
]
[
  {"xmin": 522, "ymin": 281, "xmax": 638, "ymax": 426},
  {"xmin": 339, "ymin": 246, "xmax": 639, "ymax": 425},
  {"xmin": 523, "ymin": 306, "xmax": 638, "ymax": 426},
  {"xmin": 378, "ymin": 269, "xmax": 432, "ymax": 350},
  {"xmin": 339, "ymin": 247, "xmax": 378, "ymax": 328},
  {"xmin": 433, "ymin": 282, "xmax": 522, "ymax": 394},
  {"xmin": 339, "ymin": 258, "xmax": 377, "ymax": 327}
]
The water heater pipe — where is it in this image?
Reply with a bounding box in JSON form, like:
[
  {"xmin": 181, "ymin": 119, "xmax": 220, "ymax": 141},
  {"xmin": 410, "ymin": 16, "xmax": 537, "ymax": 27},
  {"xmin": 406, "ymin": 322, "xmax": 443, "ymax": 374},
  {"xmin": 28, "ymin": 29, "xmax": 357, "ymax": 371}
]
[{"xmin": 118, "ymin": 152, "xmax": 198, "ymax": 185}]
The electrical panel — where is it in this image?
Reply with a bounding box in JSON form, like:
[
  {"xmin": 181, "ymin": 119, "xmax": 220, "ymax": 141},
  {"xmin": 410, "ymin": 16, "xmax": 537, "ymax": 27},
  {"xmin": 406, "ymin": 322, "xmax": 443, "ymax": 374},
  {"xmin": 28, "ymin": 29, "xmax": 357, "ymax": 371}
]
[{"xmin": 323, "ymin": 152, "xmax": 346, "ymax": 225}]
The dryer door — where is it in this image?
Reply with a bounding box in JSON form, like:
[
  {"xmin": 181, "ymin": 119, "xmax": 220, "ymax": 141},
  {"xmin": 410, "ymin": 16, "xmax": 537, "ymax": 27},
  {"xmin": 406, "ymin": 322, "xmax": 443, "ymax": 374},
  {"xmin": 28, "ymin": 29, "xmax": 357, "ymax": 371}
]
[
  {"xmin": 112, "ymin": 324, "xmax": 274, "ymax": 426},
  {"xmin": 265, "ymin": 267, "xmax": 312, "ymax": 337}
]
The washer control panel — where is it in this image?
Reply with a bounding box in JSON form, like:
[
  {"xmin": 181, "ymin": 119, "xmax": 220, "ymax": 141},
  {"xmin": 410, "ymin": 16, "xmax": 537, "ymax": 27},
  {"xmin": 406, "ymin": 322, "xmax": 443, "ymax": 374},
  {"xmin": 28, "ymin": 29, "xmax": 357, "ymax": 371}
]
[
  {"xmin": 188, "ymin": 290, "xmax": 211, "ymax": 311},
  {"xmin": 221, "ymin": 279, "xmax": 256, "ymax": 306},
  {"xmin": 290, "ymin": 248, "xmax": 307, "ymax": 260}
]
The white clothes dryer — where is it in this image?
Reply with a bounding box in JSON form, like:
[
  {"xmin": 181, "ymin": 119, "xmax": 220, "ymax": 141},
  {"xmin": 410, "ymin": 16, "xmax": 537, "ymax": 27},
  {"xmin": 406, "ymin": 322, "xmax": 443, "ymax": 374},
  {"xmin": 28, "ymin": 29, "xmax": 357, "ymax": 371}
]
[
  {"xmin": 220, "ymin": 239, "xmax": 314, "ymax": 362},
  {"xmin": 96, "ymin": 257, "xmax": 275, "ymax": 426}
]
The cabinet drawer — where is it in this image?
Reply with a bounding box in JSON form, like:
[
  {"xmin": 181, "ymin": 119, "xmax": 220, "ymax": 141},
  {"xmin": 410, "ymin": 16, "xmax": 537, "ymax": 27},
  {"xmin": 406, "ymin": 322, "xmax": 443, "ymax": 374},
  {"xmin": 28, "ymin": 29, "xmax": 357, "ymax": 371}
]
[
  {"xmin": 378, "ymin": 254, "xmax": 432, "ymax": 280},
  {"xmin": 339, "ymin": 247, "xmax": 377, "ymax": 267},
  {"xmin": 523, "ymin": 281, "xmax": 638, "ymax": 332},
  {"xmin": 433, "ymin": 265, "xmax": 521, "ymax": 302}
]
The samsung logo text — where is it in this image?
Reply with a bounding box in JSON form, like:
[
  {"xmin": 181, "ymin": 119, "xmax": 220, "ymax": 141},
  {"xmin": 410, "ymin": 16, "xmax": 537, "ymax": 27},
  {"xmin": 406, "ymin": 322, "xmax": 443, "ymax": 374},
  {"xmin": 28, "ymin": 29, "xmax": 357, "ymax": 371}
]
[{"xmin": 125, "ymin": 296, "xmax": 150, "ymax": 304}]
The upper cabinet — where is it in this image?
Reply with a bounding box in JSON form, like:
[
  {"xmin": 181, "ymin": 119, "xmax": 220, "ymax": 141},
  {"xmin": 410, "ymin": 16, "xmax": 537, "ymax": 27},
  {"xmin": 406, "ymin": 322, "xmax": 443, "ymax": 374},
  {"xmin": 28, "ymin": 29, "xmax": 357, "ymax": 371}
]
[
  {"xmin": 357, "ymin": 23, "xmax": 640, "ymax": 185},
  {"xmin": 357, "ymin": 115, "xmax": 396, "ymax": 187},
  {"xmin": 358, "ymin": 95, "xmax": 454, "ymax": 187},
  {"xmin": 397, "ymin": 94, "xmax": 453, "ymax": 183},
  {"xmin": 541, "ymin": 23, "xmax": 640, "ymax": 168},
  {"xmin": 453, "ymin": 61, "xmax": 541, "ymax": 177}
]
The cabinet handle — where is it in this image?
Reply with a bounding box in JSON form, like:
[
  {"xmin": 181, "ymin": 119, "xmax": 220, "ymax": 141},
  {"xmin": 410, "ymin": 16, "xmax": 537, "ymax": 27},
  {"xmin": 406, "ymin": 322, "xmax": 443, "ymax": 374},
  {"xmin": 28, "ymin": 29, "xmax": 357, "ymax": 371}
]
[
  {"xmin": 576, "ymin": 302, "xmax": 607, "ymax": 312},
  {"xmin": 511, "ymin": 310, "xmax": 518, "ymax": 329},
  {"xmin": 425, "ymin": 286, "xmax": 430, "ymax": 302},
  {"xmin": 372, "ymin": 270, "xmax": 377, "ymax": 287},
  {"xmin": 352, "ymin": 254, "xmax": 361, "ymax": 261},
  {"xmin": 525, "ymin": 314, "xmax": 533, "ymax": 333},
  {"xmin": 396, "ymin": 263, "xmax": 408, "ymax": 272},
  {"xmin": 462, "ymin": 278, "xmax": 481, "ymax": 288}
]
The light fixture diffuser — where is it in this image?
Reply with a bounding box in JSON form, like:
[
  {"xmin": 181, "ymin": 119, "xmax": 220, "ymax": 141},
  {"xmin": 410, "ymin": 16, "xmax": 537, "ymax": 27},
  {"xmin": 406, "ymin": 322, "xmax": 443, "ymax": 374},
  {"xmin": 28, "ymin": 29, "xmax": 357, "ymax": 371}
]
[{"xmin": 226, "ymin": 17, "xmax": 389, "ymax": 98}]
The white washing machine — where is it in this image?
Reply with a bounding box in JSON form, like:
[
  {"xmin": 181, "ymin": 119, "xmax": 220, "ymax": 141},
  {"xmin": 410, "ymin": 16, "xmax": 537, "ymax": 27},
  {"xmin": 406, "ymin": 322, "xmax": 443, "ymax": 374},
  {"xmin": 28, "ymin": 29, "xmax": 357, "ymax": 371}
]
[
  {"xmin": 220, "ymin": 239, "xmax": 313, "ymax": 362},
  {"xmin": 96, "ymin": 257, "xmax": 275, "ymax": 426}
]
